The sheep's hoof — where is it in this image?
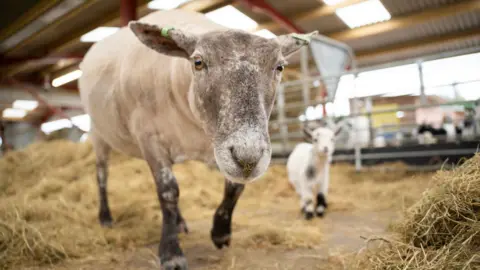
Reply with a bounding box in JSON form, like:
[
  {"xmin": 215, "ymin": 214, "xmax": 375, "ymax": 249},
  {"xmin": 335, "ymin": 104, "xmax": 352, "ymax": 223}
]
[
  {"xmin": 316, "ymin": 205, "xmax": 326, "ymax": 218},
  {"xmin": 304, "ymin": 211, "xmax": 314, "ymax": 220},
  {"xmin": 211, "ymin": 233, "xmax": 231, "ymax": 249},
  {"xmin": 99, "ymin": 211, "xmax": 113, "ymax": 228},
  {"xmin": 161, "ymin": 256, "xmax": 188, "ymax": 270}
]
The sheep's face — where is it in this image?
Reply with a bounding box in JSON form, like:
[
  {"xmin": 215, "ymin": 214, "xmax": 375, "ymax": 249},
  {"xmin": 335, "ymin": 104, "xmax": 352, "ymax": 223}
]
[
  {"xmin": 130, "ymin": 22, "xmax": 317, "ymax": 183},
  {"xmin": 311, "ymin": 127, "xmax": 335, "ymax": 157}
]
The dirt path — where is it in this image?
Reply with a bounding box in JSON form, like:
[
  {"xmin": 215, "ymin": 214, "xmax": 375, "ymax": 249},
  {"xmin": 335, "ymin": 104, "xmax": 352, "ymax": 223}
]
[{"xmin": 28, "ymin": 209, "xmax": 397, "ymax": 270}]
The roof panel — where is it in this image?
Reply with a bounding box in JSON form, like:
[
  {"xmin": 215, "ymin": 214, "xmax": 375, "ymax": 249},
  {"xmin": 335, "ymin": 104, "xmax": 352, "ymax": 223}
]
[
  {"xmin": 381, "ymin": 0, "xmax": 466, "ymax": 16},
  {"xmin": 348, "ymin": 10, "xmax": 480, "ymax": 51}
]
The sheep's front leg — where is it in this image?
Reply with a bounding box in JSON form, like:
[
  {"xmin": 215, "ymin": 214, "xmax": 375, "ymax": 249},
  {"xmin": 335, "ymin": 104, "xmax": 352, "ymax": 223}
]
[
  {"xmin": 149, "ymin": 166, "xmax": 188, "ymax": 270},
  {"xmin": 316, "ymin": 165, "xmax": 330, "ymax": 217},
  {"xmin": 299, "ymin": 183, "xmax": 315, "ymax": 220},
  {"xmin": 211, "ymin": 180, "xmax": 244, "ymax": 249}
]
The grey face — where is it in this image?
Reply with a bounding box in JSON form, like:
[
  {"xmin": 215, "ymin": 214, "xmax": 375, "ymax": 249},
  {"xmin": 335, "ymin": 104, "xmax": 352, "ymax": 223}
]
[{"xmin": 130, "ymin": 22, "xmax": 316, "ymax": 183}]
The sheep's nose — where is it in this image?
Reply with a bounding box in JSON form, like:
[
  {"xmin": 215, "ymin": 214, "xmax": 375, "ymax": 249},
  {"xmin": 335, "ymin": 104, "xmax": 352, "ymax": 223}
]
[
  {"xmin": 323, "ymin": 147, "xmax": 328, "ymax": 153},
  {"xmin": 230, "ymin": 147, "xmax": 260, "ymax": 178}
]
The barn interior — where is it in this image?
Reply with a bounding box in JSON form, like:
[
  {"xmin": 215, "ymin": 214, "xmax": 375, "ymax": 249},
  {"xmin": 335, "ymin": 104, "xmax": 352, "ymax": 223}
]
[{"xmin": 0, "ymin": 1, "xmax": 479, "ymax": 270}]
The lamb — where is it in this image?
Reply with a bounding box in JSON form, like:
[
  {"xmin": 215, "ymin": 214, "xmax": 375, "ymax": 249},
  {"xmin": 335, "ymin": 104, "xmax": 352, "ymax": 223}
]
[
  {"xmin": 78, "ymin": 9, "xmax": 316, "ymax": 270},
  {"xmin": 287, "ymin": 122, "xmax": 340, "ymax": 219}
]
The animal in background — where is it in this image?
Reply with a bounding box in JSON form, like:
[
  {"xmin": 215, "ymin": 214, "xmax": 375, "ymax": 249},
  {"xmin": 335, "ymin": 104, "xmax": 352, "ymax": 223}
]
[
  {"xmin": 79, "ymin": 9, "xmax": 316, "ymax": 270},
  {"xmin": 287, "ymin": 121, "xmax": 341, "ymax": 220}
]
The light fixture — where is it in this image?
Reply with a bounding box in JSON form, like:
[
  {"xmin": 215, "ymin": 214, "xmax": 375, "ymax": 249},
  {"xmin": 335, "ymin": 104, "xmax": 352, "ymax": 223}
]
[
  {"xmin": 396, "ymin": 111, "xmax": 405, "ymax": 118},
  {"xmin": 206, "ymin": 5, "xmax": 258, "ymax": 31},
  {"xmin": 52, "ymin": 70, "xmax": 83, "ymax": 87},
  {"xmin": 147, "ymin": 0, "xmax": 191, "ymax": 10},
  {"xmin": 323, "ymin": 0, "xmax": 346, "ymax": 5},
  {"xmin": 313, "ymin": 80, "xmax": 321, "ymax": 87},
  {"xmin": 254, "ymin": 29, "xmax": 276, "ymax": 39},
  {"xmin": 12, "ymin": 100, "xmax": 38, "ymax": 111},
  {"xmin": 2, "ymin": 108, "xmax": 27, "ymax": 119},
  {"xmin": 335, "ymin": 0, "xmax": 391, "ymax": 28},
  {"xmin": 41, "ymin": 119, "xmax": 73, "ymax": 134},
  {"xmin": 80, "ymin": 27, "xmax": 119, "ymax": 43},
  {"xmin": 71, "ymin": 114, "xmax": 91, "ymax": 132}
]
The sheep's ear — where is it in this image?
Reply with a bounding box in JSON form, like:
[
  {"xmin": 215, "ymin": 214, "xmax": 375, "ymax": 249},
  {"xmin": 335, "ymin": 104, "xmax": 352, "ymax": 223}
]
[
  {"xmin": 334, "ymin": 125, "xmax": 344, "ymax": 136},
  {"xmin": 129, "ymin": 22, "xmax": 197, "ymax": 59},
  {"xmin": 276, "ymin": 31, "xmax": 318, "ymax": 58},
  {"xmin": 303, "ymin": 126, "xmax": 313, "ymax": 142}
]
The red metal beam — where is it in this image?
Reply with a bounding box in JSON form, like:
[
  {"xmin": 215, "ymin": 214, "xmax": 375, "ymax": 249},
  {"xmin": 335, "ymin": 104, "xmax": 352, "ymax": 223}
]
[
  {"xmin": 237, "ymin": 0, "xmax": 303, "ymax": 33},
  {"xmin": 121, "ymin": 0, "xmax": 137, "ymax": 26}
]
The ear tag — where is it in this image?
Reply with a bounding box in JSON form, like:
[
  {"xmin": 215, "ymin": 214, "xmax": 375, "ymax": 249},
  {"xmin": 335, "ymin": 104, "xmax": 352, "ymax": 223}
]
[
  {"xmin": 290, "ymin": 32, "xmax": 317, "ymax": 45},
  {"xmin": 161, "ymin": 26, "xmax": 175, "ymax": 38}
]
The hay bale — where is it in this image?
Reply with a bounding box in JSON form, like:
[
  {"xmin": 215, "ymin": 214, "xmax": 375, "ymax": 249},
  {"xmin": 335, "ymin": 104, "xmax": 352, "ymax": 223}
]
[{"xmin": 358, "ymin": 155, "xmax": 480, "ymax": 270}]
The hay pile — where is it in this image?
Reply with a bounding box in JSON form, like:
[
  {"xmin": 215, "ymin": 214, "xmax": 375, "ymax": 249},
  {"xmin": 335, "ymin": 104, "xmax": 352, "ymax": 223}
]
[
  {"xmin": 0, "ymin": 140, "xmax": 321, "ymax": 269},
  {"xmin": 357, "ymin": 154, "xmax": 480, "ymax": 270},
  {"xmin": 0, "ymin": 140, "xmax": 435, "ymax": 269}
]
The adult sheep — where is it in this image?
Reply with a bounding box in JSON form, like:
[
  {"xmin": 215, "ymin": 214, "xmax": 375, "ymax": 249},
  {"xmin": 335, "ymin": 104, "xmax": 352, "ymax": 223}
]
[{"xmin": 79, "ymin": 9, "xmax": 316, "ymax": 270}]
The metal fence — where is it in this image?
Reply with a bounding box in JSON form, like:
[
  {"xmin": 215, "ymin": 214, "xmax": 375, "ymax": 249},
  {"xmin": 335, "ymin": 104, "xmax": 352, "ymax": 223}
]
[{"xmin": 270, "ymin": 48, "xmax": 480, "ymax": 170}]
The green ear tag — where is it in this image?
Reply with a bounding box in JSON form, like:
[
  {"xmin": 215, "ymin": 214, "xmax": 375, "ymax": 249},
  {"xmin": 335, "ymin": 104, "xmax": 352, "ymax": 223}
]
[
  {"xmin": 290, "ymin": 33, "xmax": 313, "ymax": 44},
  {"xmin": 161, "ymin": 26, "xmax": 175, "ymax": 38}
]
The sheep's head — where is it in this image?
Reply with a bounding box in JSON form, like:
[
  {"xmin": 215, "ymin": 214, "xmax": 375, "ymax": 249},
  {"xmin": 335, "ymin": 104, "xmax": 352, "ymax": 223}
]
[
  {"xmin": 130, "ymin": 21, "xmax": 317, "ymax": 183},
  {"xmin": 303, "ymin": 120, "xmax": 342, "ymax": 156}
]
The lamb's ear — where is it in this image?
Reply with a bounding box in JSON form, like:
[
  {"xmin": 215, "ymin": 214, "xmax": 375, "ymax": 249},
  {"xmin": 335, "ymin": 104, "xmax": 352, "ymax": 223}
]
[
  {"xmin": 334, "ymin": 125, "xmax": 344, "ymax": 136},
  {"xmin": 303, "ymin": 126, "xmax": 313, "ymax": 142},
  {"xmin": 129, "ymin": 22, "xmax": 197, "ymax": 59},
  {"xmin": 276, "ymin": 31, "xmax": 318, "ymax": 58}
]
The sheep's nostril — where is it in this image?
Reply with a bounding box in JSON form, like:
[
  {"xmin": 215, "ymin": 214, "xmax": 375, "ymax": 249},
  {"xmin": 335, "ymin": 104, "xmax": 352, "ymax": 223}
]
[{"xmin": 230, "ymin": 147, "xmax": 257, "ymax": 178}]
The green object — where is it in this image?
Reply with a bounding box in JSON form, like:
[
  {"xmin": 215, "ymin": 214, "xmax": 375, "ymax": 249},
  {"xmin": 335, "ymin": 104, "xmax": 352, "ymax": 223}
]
[
  {"xmin": 161, "ymin": 26, "xmax": 175, "ymax": 38},
  {"xmin": 290, "ymin": 33, "xmax": 314, "ymax": 44}
]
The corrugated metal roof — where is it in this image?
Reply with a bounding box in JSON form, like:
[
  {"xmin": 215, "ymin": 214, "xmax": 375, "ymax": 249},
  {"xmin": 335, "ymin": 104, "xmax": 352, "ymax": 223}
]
[
  {"xmin": 381, "ymin": 0, "xmax": 465, "ymax": 16},
  {"xmin": 348, "ymin": 10, "xmax": 480, "ymax": 51}
]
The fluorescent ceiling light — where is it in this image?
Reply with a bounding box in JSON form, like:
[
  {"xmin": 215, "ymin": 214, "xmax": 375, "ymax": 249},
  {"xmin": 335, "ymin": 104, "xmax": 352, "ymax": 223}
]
[
  {"xmin": 396, "ymin": 111, "xmax": 405, "ymax": 118},
  {"xmin": 323, "ymin": 0, "xmax": 346, "ymax": 5},
  {"xmin": 71, "ymin": 114, "xmax": 91, "ymax": 132},
  {"xmin": 12, "ymin": 100, "xmax": 38, "ymax": 111},
  {"xmin": 80, "ymin": 27, "xmax": 119, "ymax": 43},
  {"xmin": 254, "ymin": 29, "xmax": 276, "ymax": 39},
  {"xmin": 335, "ymin": 0, "xmax": 391, "ymax": 28},
  {"xmin": 41, "ymin": 119, "xmax": 73, "ymax": 134},
  {"xmin": 206, "ymin": 5, "xmax": 258, "ymax": 31},
  {"xmin": 2, "ymin": 108, "xmax": 27, "ymax": 119},
  {"xmin": 148, "ymin": 0, "xmax": 191, "ymax": 10},
  {"xmin": 52, "ymin": 70, "xmax": 82, "ymax": 87}
]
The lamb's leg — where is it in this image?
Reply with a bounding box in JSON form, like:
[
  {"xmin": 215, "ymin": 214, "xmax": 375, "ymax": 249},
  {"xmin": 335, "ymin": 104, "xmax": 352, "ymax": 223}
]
[
  {"xmin": 92, "ymin": 133, "xmax": 113, "ymax": 227},
  {"xmin": 300, "ymin": 185, "xmax": 315, "ymax": 220},
  {"xmin": 211, "ymin": 179, "xmax": 245, "ymax": 249},
  {"xmin": 316, "ymin": 165, "xmax": 330, "ymax": 217}
]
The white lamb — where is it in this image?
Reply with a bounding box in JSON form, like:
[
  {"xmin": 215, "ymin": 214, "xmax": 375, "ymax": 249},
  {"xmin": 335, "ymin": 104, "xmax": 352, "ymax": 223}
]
[{"xmin": 287, "ymin": 124, "xmax": 339, "ymax": 219}]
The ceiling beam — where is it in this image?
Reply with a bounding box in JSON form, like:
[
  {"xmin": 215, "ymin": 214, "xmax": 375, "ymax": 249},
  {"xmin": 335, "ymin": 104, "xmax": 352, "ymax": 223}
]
[
  {"xmin": 356, "ymin": 28, "xmax": 480, "ymax": 63},
  {"xmin": 0, "ymin": 0, "xmax": 63, "ymax": 43},
  {"xmin": 329, "ymin": 0, "xmax": 480, "ymax": 41},
  {"xmin": 4, "ymin": 0, "xmax": 229, "ymax": 78},
  {"xmin": 257, "ymin": 0, "xmax": 365, "ymax": 33}
]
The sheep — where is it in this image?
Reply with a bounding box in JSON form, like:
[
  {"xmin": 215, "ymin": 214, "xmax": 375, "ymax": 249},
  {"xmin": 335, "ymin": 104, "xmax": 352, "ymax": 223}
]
[
  {"xmin": 287, "ymin": 122, "xmax": 340, "ymax": 220},
  {"xmin": 78, "ymin": 9, "xmax": 316, "ymax": 270}
]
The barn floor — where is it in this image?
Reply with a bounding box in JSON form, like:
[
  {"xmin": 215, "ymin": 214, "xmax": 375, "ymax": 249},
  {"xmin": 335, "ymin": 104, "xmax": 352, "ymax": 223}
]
[{"xmin": 0, "ymin": 141, "xmax": 434, "ymax": 270}]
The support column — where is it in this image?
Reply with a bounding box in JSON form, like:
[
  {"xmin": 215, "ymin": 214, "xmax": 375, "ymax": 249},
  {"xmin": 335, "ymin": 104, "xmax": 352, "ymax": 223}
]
[{"xmin": 121, "ymin": 0, "xmax": 137, "ymax": 26}]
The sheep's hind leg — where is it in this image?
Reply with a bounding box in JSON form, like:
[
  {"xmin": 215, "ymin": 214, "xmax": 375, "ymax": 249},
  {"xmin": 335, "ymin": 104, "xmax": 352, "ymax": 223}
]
[{"xmin": 92, "ymin": 133, "xmax": 113, "ymax": 227}]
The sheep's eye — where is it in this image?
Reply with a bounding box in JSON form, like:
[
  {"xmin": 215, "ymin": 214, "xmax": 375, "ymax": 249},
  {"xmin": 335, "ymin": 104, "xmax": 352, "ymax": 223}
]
[
  {"xmin": 194, "ymin": 57, "xmax": 204, "ymax": 70},
  {"xmin": 276, "ymin": 65, "xmax": 284, "ymax": 72}
]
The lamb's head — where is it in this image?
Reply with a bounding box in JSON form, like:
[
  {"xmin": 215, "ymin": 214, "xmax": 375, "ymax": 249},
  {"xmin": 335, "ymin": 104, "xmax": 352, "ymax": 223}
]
[
  {"xmin": 303, "ymin": 120, "xmax": 343, "ymax": 157},
  {"xmin": 129, "ymin": 22, "xmax": 317, "ymax": 183}
]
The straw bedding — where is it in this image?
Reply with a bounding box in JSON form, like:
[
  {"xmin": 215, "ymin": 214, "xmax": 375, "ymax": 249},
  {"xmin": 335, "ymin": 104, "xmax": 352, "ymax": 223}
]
[
  {"xmin": 0, "ymin": 140, "xmax": 435, "ymax": 269},
  {"xmin": 356, "ymin": 154, "xmax": 480, "ymax": 270}
]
